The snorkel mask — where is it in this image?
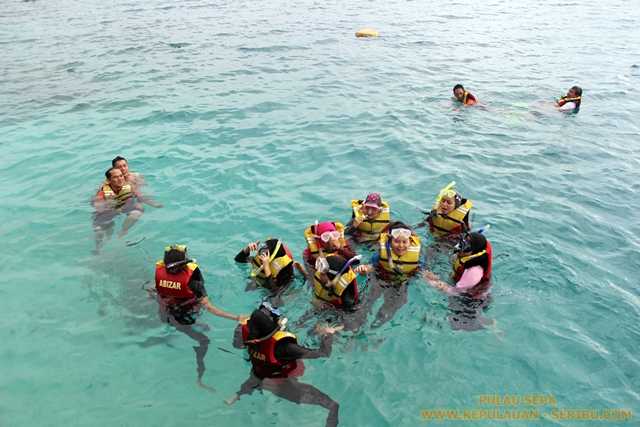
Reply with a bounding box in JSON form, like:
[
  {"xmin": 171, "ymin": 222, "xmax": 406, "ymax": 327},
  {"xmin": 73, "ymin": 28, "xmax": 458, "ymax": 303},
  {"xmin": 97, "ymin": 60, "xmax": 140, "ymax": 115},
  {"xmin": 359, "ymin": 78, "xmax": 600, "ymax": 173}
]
[
  {"xmin": 434, "ymin": 181, "xmax": 462, "ymax": 210},
  {"xmin": 260, "ymin": 301, "xmax": 288, "ymax": 331}
]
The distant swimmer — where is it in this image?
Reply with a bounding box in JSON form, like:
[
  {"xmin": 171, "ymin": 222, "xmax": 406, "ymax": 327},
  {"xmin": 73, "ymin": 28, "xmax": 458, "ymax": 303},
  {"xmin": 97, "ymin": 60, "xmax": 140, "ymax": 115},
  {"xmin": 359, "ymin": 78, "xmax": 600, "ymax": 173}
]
[
  {"xmin": 155, "ymin": 245, "xmax": 247, "ymax": 386},
  {"xmin": 354, "ymin": 222, "xmax": 422, "ymax": 327},
  {"xmin": 347, "ymin": 192, "xmax": 391, "ymax": 244},
  {"xmin": 419, "ymin": 181, "xmax": 472, "ymax": 239},
  {"xmin": 423, "ymin": 231, "xmax": 494, "ymax": 331},
  {"xmin": 228, "ymin": 302, "xmax": 341, "ymax": 427},
  {"xmin": 555, "ymin": 86, "xmax": 582, "ymax": 113},
  {"xmin": 303, "ymin": 221, "xmax": 356, "ymax": 266},
  {"xmin": 235, "ymin": 238, "xmax": 302, "ymax": 304},
  {"xmin": 453, "ymin": 84, "xmax": 478, "ymax": 106}
]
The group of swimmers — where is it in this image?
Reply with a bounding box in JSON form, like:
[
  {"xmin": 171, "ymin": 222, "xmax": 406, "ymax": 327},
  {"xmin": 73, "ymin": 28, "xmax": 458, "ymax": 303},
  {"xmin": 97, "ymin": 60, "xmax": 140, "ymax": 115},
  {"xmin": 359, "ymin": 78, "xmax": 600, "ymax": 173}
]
[
  {"xmin": 92, "ymin": 156, "xmax": 495, "ymax": 426},
  {"xmin": 453, "ymin": 83, "xmax": 583, "ymax": 114}
]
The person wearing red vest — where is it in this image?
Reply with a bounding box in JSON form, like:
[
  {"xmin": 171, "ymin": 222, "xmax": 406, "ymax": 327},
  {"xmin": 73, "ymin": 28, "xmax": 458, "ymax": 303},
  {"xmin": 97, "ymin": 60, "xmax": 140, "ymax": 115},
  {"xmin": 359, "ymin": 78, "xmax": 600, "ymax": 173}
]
[
  {"xmin": 423, "ymin": 232, "xmax": 494, "ymax": 330},
  {"xmin": 453, "ymin": 83, "xmax": 478, "ymax": 106},
  {"xmin": 226, "ymin": 302, "xmax": 341, "ymax": 427},
  {"xmin": 155, "ymin": 244, "xmax": 247, "ymax": 386}
]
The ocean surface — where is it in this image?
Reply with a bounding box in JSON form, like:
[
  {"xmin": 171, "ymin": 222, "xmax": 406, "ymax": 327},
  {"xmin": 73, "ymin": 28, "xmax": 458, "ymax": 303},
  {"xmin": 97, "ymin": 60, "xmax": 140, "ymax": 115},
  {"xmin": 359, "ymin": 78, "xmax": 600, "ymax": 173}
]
[{"xmin": 1, "ymin": 0, "xmax": 639, "ymax": 426}]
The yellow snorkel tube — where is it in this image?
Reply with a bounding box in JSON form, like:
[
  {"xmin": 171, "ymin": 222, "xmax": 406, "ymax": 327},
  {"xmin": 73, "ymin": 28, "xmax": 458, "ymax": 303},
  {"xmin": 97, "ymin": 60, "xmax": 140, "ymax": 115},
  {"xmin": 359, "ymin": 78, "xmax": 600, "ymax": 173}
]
[{"xmin": 434, "ymin": 181, "xmax": 457, "ymax": 209}]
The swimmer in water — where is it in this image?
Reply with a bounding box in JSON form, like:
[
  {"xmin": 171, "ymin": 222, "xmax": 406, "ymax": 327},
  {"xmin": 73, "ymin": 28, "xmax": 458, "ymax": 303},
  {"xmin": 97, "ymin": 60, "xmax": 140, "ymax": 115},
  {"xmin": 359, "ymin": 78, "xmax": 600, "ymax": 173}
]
[
  {"xmin": 555, "ymin": 86, "xmax": 582, "ymax": 113},
  {"xmin": 154, "ymin": 245, "xmax": 248, "ymax": 386},
  {"xmin": 228, "ymin": 302, "xmax": 342, "ymax": 427},
  {"xmin": 423, "ymin": 231, "xmax": 494, "ymax": 331},
  {"xmin": 347, "ymin": 192, "xmax": 391, "ymax": 244},
  {"xmin": 354, "ymin": 221, "xmax": 423, "ymax": 327},
  {"xmin": 453, "ymin": 84, "xmax": 478, "ymax": 106}
]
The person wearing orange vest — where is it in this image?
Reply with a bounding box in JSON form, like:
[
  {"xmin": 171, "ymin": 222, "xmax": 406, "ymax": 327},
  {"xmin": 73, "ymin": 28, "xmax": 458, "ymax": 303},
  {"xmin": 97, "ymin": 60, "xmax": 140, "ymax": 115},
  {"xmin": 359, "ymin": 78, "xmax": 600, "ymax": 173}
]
[
  {"xmin": 155, "ymin": 245, "xmax": 247, "ymax": 386},
  {"xmin": 423, "ymin": 232, "xmax": 494, "ymax": 330},
  {"xmin": 453, "ymin": 84, "xmax": 478, "ymax": 106},
  {"xmin": 227, "ymin": 302, "xmax": 341, "ymax": 427}
]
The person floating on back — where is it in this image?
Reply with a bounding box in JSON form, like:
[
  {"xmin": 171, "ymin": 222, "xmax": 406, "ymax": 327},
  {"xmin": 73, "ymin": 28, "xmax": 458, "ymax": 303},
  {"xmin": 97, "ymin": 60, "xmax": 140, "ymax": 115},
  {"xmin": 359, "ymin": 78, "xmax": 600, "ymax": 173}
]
[
  {"xmin": 555, "ymin": 86, "xmax": 582, "ymax": 113},
  {"xmin": 453, "ymin": 84, "xmax": 478, "ymax": 106}
]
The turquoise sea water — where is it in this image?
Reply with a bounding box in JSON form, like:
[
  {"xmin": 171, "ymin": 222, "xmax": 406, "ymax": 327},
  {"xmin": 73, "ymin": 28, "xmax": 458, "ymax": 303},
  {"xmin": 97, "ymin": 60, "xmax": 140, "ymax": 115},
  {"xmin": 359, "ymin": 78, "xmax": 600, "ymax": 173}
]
[{"xmin": 2, "ymin": 0, "xmax": 639, "ymax": 425}]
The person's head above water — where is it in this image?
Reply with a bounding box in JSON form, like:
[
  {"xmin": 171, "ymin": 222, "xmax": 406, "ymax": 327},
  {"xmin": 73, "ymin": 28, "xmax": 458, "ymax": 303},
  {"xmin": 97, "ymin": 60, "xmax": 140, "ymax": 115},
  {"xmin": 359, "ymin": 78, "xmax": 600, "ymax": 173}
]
[
  {"xmin": 457, "ymin": 232, "xmax": 487, "ymax": 255},
  {"xmin": 246, "ymin": 301, "xmax": 287, "ymax": 343},
  {"xmin": 316, "ymin": 221, "xmax": 342, "ymax": 250},
  {"xmin": 387, "ymin": 221, "xmax": 414, "ymax": 257},
  {"xmin": 434, "ymin": 181, "xmax": 461, "ymax": 215},
  {"xmin": 111, "ymin": 155, "xmax": 129, "ymax": 177},
  {"xmin": 362, "ymin": 192, "xmax": 383, "ymax": 218},
  {"xmin": 164, "ymin": 244, "xmax": 191, "ymax": 274},
  {"xmin": 566, "ymin": 86, "xmax": 582, "ymax": 98},
  {"xmin": 105, "ymin": 167, "xmax": 125, "ymax": 190},
  {"xmin": 453, "ymin": 84, "xmax": 465, "ymax": 100}
]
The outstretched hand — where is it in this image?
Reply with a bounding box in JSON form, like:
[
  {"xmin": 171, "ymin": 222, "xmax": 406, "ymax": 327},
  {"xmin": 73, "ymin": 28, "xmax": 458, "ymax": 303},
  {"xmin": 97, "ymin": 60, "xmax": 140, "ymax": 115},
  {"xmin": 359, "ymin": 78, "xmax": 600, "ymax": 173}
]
[{"xmin": 315, "ymin": 323, "xmax": 344, "ymax": 335}]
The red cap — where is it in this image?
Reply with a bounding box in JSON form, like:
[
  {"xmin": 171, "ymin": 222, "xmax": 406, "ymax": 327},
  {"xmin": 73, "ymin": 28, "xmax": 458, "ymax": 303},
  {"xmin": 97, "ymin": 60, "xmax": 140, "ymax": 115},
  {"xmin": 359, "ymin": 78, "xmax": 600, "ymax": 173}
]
[{"xmin": 363, "ymin": 193, "xmax": 382, "ymax": 208}]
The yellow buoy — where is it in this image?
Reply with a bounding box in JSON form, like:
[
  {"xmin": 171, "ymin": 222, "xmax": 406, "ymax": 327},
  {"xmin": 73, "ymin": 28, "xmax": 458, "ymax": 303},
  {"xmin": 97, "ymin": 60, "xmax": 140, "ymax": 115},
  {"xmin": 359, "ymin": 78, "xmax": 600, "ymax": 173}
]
[{"xmin": 355, "ymin": 28, "xmax": 379, "ymax": 38}]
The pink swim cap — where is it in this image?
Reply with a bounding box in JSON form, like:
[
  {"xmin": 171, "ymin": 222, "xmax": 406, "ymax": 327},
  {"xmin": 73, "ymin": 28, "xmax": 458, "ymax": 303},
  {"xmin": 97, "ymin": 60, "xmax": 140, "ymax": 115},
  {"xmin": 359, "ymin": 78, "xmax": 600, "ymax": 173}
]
[{"xmin": 315, "ymin": 221, "xmax": 336, "ymax": 236}]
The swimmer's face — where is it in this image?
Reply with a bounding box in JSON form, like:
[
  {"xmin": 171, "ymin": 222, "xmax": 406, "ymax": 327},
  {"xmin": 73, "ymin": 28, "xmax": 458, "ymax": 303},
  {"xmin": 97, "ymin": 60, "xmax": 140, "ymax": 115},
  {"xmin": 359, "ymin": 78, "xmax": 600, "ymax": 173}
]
[
  {"xmin": 567, "ymin": 88, "xmax": 578, "ymax": 98},
  {"xmin": 108, "ymin": 168, "xmax": 125, "ymax": 189},
  {"xmin": 438, "ymin": 197, "xmax": 456, "ymax": 215},
  {"xmin": 324, "ymin": 236, "xmax": 342, "ymax": 251},
  {"xmin": 363, "ymin": 205, "xmax": 381, "ymax": 218},
  {"xmin": 453, "ymin": 87, "xmax": 465, "ymax": 101},
  {"xmin": 391, "ymin": 235, "xmax": 410, "ymax": 257},
  {"xmin": 114, "ymin": 159, "xmax": 129, "ymax": 176}
]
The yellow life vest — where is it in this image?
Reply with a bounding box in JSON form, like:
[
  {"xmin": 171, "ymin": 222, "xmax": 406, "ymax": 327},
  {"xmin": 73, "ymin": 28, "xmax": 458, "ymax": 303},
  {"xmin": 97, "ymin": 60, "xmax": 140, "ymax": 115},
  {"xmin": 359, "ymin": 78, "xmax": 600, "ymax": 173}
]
[
  {"xmin": 312, "ymin": 268, "xmax": 357, "ymax": 304},
  {"xmin": 304, "ymin": 222, "xmax": 346, "ymax": 257},
  {"xmin": 452, "ymin": 250, "xmax": 487, "ymax": 276},
  {"xmin": 378, "ymin": 233, "xmax": 421, "ymax": 275},
  {"xmin": 101, "ymin": 183, "xmax": 133, "ymax": 209},
  {"xmin": 250, "ymin": 240, "xmax": 293, "ymax": 281},
  {"xmin": 429, "ymin": 200, "xmax": 472, "ymax": 238},
  {"xmin": 351, "ymin": 200, "xmax": 391, "ymax": 242}
]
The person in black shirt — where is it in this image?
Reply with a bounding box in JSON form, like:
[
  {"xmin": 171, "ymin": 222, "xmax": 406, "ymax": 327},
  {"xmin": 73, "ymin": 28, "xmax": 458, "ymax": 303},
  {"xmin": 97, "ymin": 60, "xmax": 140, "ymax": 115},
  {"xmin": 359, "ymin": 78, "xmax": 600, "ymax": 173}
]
[
  {"xmin": 227, "ymin": 302, "xmax": 341, "ymax": 427},
  {"xmin": 154, "ymin": 245, "xmax": 247, "ymax": 389}
]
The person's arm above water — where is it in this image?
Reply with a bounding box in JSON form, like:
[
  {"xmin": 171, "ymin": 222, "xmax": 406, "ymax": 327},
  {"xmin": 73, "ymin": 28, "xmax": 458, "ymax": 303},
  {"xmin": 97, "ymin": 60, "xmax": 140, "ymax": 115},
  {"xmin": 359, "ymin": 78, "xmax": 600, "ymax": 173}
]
[
  {"xmin": 274, "ymin": 326, "xmax": 342, "ymax": 361},
  {"xmin": 234, "ymin": 241, "xmax": 259, "ymax": 263},
  {"xmin": 557, "ymin": 101, "xmax": 576, "ymax": 111},
  {"xmin": 423, "ymin": 266, "xmax": 483, "ymax": 295},
  {"xmin": 189, "ymin": 268, "xmax": 247, "ymax": 322}
]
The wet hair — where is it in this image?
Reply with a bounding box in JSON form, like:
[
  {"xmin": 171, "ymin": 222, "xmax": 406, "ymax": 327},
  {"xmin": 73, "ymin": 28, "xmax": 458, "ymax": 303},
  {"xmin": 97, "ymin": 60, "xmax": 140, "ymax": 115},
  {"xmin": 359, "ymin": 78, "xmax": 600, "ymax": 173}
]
[
  {"xmin": 112, "ymin": 156, "xmax": 127, "ymax": 167},
  {"xmin": 105, "ymin": 167, "xmax": 118, "ymax": 179},
  {"xmin": 570, "ymin": 86, "xmax": 582, "ymax": 96},
  {"xmin": 453, "ymin": 84, "xmax": 464, "ymax": 92},
  {"xmin": 247, "ymin": 306, "xmax": 278, "ymax": 341},
  {"xmin": 164, "ymin": 248, "xmax": 188, "ymax": 273},
  {"xmin": 460, "ymin": 232, "xmax": 489, "ymax": 270},
  {"xmin": 263, "ymin": 238, "xmax": 286, "ymax": 258}
]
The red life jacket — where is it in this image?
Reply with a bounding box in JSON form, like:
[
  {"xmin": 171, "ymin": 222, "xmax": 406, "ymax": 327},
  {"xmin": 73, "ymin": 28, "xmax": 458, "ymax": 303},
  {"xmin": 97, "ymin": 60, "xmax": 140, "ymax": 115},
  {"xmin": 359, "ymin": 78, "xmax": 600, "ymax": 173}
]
[
  {"xmin": 155, "ymin": 261, "xmax": 198, "ymax": 306},
  {"xmin": 241, "ymin": 323, "xmax": 300, "ymax": 379},
  {"xmin": 453, "ymin": 241, "xmax": 493, "ymax": 299}
]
